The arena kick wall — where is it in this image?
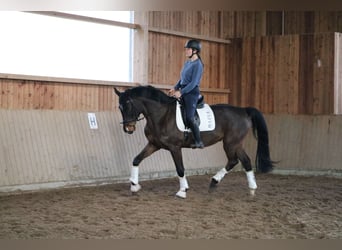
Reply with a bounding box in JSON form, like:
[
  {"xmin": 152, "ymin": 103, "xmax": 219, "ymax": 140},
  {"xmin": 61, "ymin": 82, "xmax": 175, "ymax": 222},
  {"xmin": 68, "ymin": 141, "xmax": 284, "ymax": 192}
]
[
  {"xmin": 0, "ymin": 109, "xmax": 342, "ymax": 194},
  {"xmin": 0, "ymin": 109, "xmax": 227, "ymax": 193}
]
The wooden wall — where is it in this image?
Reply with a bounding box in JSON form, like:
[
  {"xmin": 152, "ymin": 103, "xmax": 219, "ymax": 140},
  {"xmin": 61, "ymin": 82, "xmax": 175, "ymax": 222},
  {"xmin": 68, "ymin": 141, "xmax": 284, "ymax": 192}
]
[
  {"xmin": 148, "ymin": 11, "xmax": 283, "ymax": 38},
  {"xmin": 147, "ymin": 32, "xmax": 337, "ymax": 114},
  {"xmin": 284, "ymin": 11, "xmax": 342, "ymax": 35},
  {"xmin": 148, "ymin": 11, "xmax": 342, "ymax": 38},
  {"xmin": 148, "ymin": 32, "xmax": 230, "ymax": 104},
  {"xmin": 0, "ymin": 76, "xmax": 122, "ymax": 111},
  {"xmin": 145, "ymin": 11, "xmax": 342, "ymax": 114},
  {"xmin": 230, "ymin": 33, "xmax": 336, "ymax": 114}
]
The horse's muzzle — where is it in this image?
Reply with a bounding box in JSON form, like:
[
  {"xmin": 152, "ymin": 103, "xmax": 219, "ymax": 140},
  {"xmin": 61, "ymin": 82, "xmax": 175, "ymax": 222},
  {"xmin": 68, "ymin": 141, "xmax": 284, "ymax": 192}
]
[{"xmin": 123, "ymin": 122, "xmax": 136, "ymax": 134}]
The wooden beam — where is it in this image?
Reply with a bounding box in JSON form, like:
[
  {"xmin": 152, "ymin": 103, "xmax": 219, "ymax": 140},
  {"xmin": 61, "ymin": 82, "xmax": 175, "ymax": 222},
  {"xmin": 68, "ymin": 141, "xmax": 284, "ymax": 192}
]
[
  {"xmin": 334, "ymin": 32, "xmax": 342, "ymax": 114},
  {"xmin": 148, "ymin": 27, "xmax": 231, "ymax": 44},
  {"xmin": 23, "ymin": 11, "xmax": 140, "ymax": 30},
  {"xmin": 0, "ymin": 73, "xmax": 138, "ymax": 88},
  {"xmin": 133, "ymin": 12, "xmax": 149, "ymax": 84}
]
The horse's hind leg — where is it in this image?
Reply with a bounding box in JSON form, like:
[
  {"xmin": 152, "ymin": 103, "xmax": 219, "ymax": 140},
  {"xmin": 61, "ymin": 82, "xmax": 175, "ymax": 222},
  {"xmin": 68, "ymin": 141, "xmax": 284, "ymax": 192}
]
[
  {"xmin": 209, "ymin": 146, "xmax": 239, "ymax": 191},
  {"xmin": 236, "ymin": 147, "xmax": 257, "ymax": 195}
]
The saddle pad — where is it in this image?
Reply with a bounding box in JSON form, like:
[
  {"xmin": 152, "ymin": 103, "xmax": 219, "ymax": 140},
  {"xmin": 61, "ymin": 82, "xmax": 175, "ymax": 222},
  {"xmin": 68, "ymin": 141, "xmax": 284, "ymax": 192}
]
[{"xmin": 176, "ymin": 102, "xmax": 216, "ymax": 132}]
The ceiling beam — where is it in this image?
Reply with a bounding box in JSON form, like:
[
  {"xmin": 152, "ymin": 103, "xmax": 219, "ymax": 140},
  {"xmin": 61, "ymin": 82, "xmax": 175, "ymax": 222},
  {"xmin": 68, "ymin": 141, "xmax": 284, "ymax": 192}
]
[{"xmin": 23, "ymin": 11, "xmax": 140, "ymax": 30}]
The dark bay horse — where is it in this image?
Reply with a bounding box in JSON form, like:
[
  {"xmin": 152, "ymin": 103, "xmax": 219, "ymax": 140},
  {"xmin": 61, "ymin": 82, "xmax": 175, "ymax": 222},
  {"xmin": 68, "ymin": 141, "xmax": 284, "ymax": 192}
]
[{"xmin": 114, "ymin": 85, "xmax": 274, "ymax": 198}]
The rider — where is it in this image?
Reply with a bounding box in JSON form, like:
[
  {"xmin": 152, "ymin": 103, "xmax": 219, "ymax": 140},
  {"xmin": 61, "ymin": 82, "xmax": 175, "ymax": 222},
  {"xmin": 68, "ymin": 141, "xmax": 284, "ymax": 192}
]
[{"xmin": 169, "ymin": 39, "xmax": 204, "ymax": 149}]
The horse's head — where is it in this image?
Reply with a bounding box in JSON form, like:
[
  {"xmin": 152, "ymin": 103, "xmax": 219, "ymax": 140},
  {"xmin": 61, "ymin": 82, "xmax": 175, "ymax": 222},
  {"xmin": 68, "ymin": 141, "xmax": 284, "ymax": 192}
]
[{"xmin": 114, "ymin": 88, "xmax": 142, "ymax": 134}]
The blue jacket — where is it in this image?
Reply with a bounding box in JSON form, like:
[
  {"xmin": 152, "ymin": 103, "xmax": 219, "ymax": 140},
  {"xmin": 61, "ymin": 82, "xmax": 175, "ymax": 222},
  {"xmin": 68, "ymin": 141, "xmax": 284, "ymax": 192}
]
[{"xmin": 174, "ymin": 59, "xmax": 203, "ymax": 95}]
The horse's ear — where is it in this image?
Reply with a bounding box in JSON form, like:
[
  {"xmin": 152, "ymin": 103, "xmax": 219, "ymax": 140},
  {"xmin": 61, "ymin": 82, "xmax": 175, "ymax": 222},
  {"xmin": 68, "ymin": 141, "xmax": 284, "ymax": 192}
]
[{"xmin": 114, "ymin": 87, "xmax": 121, "ymax": 96}]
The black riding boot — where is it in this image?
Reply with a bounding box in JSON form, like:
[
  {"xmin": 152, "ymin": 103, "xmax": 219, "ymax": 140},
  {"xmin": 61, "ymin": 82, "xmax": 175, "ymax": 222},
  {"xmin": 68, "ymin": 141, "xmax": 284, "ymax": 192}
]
[{"xmin": 188, "ymin": 118, "xmax": 204, "ymax": 149}]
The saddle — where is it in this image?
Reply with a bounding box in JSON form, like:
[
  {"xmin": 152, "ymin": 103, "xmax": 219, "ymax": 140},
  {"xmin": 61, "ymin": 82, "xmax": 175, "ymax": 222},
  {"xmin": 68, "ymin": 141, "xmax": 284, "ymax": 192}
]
[{"xmin": 176, "ymin": 96, "xmax": 215, "ymax": 132}]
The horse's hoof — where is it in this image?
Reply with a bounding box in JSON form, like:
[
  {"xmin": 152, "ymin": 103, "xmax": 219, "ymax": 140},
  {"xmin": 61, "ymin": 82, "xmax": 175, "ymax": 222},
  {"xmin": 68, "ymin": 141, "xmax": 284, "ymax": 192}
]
[
  {"xmin": 130, "ymin": 183, "xmax": 141, "ymax": 193},
  {"xmin": 176, "ymin": 190, "xmax": 187, "ymax": 199},
  {"xmin": 208, "ymin": 178, "xmax": 218, "ymax": 192},
  {"xmin": 249, "ymin": 189, "xmax": 256, "ymax": 196}
]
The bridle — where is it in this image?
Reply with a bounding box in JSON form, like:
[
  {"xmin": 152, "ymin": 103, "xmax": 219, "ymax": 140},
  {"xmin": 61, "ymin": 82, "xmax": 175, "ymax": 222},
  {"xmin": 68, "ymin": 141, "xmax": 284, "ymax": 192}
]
[
  {"xmin": 119, "ymin": 97, "xmax": 145, "ymax": 125},
  {"xmin": 119, "ymin": 94, "xmax": 178, "ymax": 125}
]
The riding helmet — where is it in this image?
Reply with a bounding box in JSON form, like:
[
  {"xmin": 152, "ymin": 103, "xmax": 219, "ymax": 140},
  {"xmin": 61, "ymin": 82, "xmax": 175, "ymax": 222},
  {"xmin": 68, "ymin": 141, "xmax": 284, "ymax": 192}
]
[{"xmin": 184, "ymin": 39, "xmax": 201, "ymax": 52}]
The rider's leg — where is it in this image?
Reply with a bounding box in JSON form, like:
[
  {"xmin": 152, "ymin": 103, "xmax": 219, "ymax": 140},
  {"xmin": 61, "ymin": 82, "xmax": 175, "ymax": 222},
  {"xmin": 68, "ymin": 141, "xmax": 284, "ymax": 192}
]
[
  {"xmin": 188, "ymin": 117, "xmax": 204, "ymax": 148},
  {"xmin": 183, "ymin": 94, "xmax": 204, "ymax": 149}
]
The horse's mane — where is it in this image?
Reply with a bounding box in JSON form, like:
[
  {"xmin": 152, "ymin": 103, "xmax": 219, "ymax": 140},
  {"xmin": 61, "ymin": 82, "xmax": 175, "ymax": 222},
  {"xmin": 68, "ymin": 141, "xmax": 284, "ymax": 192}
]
[{"xmin": 128, "ymin": 85, "xmax": 176, "ymax": 104}]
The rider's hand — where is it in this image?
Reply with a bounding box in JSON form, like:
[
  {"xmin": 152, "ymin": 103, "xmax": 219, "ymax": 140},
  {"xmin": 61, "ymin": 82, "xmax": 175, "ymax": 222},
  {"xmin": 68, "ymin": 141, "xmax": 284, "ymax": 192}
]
[
  {"xmin": 168, "ymin": 89, "xmax": 175, "ymax": 96},
  {"xmin": 173, "ymin": 90, "xmax": 181, "ymax": 99}
]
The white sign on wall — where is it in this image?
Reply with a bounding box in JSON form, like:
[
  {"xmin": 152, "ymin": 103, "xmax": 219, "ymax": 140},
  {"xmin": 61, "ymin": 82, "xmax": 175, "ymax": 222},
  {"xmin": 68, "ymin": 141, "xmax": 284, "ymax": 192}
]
[{"xmin": 88, "ymin": 113, "xmax": 98, "ymax": 129}]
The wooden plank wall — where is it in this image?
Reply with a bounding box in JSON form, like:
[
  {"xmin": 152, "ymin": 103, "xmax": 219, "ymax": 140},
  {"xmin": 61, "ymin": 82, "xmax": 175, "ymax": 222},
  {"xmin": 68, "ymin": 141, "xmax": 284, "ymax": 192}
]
[
  {"xmin": 148, "ymin": 11, "xmax": 224, "ymax": 38},
  {"xmin": 146, "ymin": 11, "xmax": 285, "ymax": 105},
  {"xmin": 229, "ymin": 33, "xmax": 335, "ymax": 114},
  {"xmin": 284, "ymin": 11, "xmax": 342, "ymax": 34},
  {"xmin": 0, "ymin": 79, "xmax": 119, "ymax": 111},
  {"xmin": 147, "ymin": 11, "xmax": 233, "ymax": 104},
  {"xmin": 147, "ymin": 11, "xmax": 339, "ymax": 114},
  {"xmin": 148, "ymin": 11, "xmax": 342, "ymax": 38},
  {"xmin": 148, "ymin": 32, "xmax": 230, "ymax": 104},
  {"xmin": 148, "ymin": 11, "xmax": 284, "ymax": 38}
]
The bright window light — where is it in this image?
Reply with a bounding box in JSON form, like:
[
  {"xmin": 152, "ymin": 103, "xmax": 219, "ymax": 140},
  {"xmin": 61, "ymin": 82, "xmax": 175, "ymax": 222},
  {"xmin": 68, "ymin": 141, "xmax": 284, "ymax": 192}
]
[{"xmin": 0, "ymin": 11, "xmax": 133, "ymax": 82}]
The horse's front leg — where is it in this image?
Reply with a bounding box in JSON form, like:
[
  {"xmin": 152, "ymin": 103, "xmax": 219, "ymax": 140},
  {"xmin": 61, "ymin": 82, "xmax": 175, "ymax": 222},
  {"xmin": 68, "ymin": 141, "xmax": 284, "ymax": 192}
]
[
  {"xmin": 130, "ymin": 142, "xmax": 160, "ymax": 193},
  {"xmin": 169, "ymin": 147, "xmax": 189, "ymax": 199}
]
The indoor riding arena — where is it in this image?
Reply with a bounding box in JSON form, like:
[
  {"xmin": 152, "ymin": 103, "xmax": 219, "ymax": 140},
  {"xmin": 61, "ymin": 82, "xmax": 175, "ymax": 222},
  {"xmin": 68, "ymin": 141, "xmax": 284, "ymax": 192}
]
[{"xmin": 0, "ymin": 11, "xmax": 341, "ymax": 239}]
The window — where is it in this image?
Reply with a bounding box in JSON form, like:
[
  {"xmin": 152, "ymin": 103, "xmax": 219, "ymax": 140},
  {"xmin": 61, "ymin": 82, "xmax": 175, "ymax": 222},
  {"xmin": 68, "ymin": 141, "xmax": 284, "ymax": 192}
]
[{"xmin": 0, "ymin": 11, "xmax": 133, "ymax": 82}]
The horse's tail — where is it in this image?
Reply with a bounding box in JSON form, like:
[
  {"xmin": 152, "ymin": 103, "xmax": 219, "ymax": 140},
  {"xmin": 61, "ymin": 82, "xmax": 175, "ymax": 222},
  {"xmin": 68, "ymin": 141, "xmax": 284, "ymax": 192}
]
[{"xmin": 245, "ymin": 107, "xmax": 274, "ymax": 173}]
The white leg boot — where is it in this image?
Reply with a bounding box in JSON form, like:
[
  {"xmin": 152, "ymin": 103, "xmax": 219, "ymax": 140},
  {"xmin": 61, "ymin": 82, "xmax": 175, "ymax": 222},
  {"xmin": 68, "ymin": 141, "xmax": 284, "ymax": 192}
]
[
  {"xmin": 129, "ymin": 166, "xmax": 141, "ymax": 193},
  {"xmin": 246, "ymin": 170, "xmax": 257, "ymax": 195},
  {"xmin": 213, "ymin": 168, "xmax": 228, "ymax": 183},
  {"xmin": 176, "ymin": 176, "xmax": 189, "ymax": 199}
]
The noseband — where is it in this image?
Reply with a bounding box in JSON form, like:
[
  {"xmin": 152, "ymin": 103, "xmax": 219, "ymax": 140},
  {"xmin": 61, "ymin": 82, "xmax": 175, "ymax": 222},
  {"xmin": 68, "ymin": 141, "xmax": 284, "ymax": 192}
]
[{"xmin": 120, "ymin": 116, "xmax": 145, "ymax": 125}]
